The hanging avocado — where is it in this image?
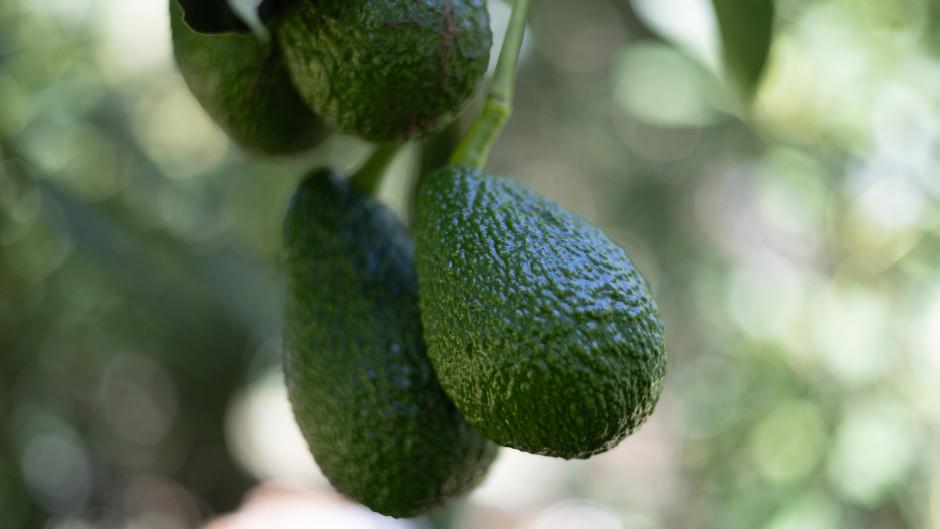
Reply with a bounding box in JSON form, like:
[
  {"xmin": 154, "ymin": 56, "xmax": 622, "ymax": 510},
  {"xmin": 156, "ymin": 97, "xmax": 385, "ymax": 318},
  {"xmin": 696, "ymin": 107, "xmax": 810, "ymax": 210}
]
[
  {"xmin": 277, "ymin": 0, "xmax": 492, "ymax": 141},
  {"xmin": 283, "ymin": 169, "xmax": 498, "ymax": 517},
  {"xmin": 170, "ymin": 0, "xmax": 328, "ymax": 155},
  {"xmin": 415, "ymin": 166, "xmax": 667, "ymax": 459}
]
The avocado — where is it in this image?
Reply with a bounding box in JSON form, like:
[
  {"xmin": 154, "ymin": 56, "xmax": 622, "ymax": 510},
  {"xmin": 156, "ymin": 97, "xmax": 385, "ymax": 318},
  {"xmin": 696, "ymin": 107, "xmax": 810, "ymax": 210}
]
[
  {"xmin": 415, "ymin": 166, "xmax": 667, "ymax": 459},
  {"xmin": 283, "ymin": 169, "xmax": 498, "ymax": 518},
  {"xmin": 277, "ymin": 0, "xmax": 492, "ymax": 142},
  {"xmin": 170, "ymin": 0, "xmax": 328, "ymax": 155}
]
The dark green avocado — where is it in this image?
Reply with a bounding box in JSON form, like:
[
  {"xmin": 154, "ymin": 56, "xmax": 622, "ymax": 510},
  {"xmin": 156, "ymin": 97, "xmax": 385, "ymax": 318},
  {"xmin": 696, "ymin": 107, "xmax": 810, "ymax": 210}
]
[
  {"xmin": 415, "ymin": 166, "xmax": 666, "ymax": 459},
  {"xmin": 283, "ymin": 169, "xmax": 497, "ymax": 518},
  {"xmin": 170, "ymin": 0, "xmax": 328, "ymax": 155},
  {"xmin": 277, "ymin": 0, "xmax": 492, "ymax": 141}
]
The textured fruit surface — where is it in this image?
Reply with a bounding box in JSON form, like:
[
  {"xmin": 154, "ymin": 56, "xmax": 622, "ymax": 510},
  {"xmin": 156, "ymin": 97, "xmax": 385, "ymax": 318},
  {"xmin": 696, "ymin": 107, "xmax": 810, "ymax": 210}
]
[
  {"xmin": 277, "ymin": 0, "xmax": 492, "ymax": 141},
  {"xmin": 170, "ymin": 0, "xmax": 327, "ymax": 155},
  {"xmin": 283, "ymin": 169, "xmax": 497, "ymax": 518},
  {"xmin": 415, "ymin": 166, "xmax": 667, "ymax": 459}
]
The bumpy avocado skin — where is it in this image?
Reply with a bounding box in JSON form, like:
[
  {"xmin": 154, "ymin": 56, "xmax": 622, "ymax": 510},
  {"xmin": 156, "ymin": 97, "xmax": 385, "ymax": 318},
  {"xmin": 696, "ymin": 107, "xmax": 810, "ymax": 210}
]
[
  {"xmin": 170, "ymin": 0, "xmax": 327, "ymax": 155},
  {"xmin": 415, "ymin": 167, "xmax": 667, "ymax": 459},
  {"xmin": 283, "ymin": 169, "xmax": 498, "ymax": 518},
  {"xmin": 277, "ymin": 0, "xmax": 492, "ymax": 142}
]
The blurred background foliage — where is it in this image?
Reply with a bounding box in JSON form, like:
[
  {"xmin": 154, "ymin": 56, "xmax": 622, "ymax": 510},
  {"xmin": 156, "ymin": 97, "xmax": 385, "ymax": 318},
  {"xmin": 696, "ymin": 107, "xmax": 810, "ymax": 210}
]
[{"xmin": 1, "ymin": 0, "xmax": 939, "ymax": 528}]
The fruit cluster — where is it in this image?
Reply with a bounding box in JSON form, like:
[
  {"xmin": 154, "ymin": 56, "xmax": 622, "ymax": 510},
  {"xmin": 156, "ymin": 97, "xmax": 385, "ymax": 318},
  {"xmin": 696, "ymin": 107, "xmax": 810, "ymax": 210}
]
[
  {"xmin": 171, "ymin": 0, "xmax": 666, "ymax": 519},
  {"xmin": 171, "ymin": 0, "xmax": 492, "ymax": 149}
]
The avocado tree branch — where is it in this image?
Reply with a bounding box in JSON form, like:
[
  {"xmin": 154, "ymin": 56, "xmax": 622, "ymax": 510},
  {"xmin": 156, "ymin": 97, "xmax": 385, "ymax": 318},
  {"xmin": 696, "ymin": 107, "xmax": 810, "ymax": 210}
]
[
  {"xmin": 449, "ymin": 0, "xmax": 531, "ymax": 169},
  {"xmin": 351, "ymin": 141, "xmax": 403, "ymax": 195}
]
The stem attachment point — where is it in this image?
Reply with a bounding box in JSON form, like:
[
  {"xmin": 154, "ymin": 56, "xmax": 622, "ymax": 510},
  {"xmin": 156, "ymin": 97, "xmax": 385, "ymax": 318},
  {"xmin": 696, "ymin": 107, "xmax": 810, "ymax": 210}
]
[{"xmin": 450, "ymin": 0, "xmax": 531, "ymax": 170}]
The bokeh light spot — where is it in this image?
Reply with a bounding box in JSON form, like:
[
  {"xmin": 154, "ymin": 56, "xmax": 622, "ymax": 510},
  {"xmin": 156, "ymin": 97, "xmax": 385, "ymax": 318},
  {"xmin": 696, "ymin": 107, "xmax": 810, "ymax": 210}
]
[
  {"xmin": 226, "ymin": 371, "xmax": 325, "ymax": 487},
  {"xmin": 470, "ymin": 448, "xmax": 567, "ymax": 509},
  {"xmin": 611, "ymin": 43, "xmax": 725, "ymax": 128},
  {"xmin": 914, "ymin": 288, "xmax": 940, "ymax": 378},
  {"xmin": 130, "ymin": 80, "xmax": 228, "ymax": 180},
  {"xmin": 97, "ymin": 354, "xmax": 178, "ymax": 448},
  {"xmin": 809, "ymin": 284, "xmax": 891, "ymax": 385},
  {"xmin": 3, "ymin": 200, "xmax": 74, "ymax": 283},
  {"xmin": 763, "ymin": 493, "xmax": 841, "ymax": 529},
  {"xmin": 526, "ymin": 500, "xmax": 628, "ymax": 529},
  {"xmin": 631, "ymin": 0, "xmax": 720, "ymax": 69},
  {"xmin": 97, "ymin": 0, "xmax": 172, "ymax": 77},
  {"xmin": 20, "ymin": 429, "xmax": 92, "ymax": 513},
  {"xmin": 748, "ymin": 400, "xmax": 827, "ymax": 486},
  {"xmin": 727, "ymin": 255, "xmax": 806, "ymax": 344},
  {"xmin": 531, "ymin": 0, "xmax": 625, "ymax": 73},
  {"xmin": 828, "ymin": 397, "xmax": 917, "ymax": 505}
]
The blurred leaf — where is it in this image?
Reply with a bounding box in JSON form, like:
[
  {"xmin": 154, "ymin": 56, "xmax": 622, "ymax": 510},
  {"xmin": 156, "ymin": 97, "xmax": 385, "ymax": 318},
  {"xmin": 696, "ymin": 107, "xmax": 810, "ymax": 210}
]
[
  {"xmin": 931, "ymin": 1, "xmax": 940, "ymax": 53},
  {"xmin": 711, "ymin": 0, "xmax": 775, "ymax": 101}
]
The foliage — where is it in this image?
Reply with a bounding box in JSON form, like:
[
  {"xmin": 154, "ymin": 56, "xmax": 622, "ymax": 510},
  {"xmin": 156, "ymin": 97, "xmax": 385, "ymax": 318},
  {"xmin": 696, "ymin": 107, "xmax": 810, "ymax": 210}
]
[{"xmin": 711, "ymin": 0, "xmax": 775, "ymax": 100}]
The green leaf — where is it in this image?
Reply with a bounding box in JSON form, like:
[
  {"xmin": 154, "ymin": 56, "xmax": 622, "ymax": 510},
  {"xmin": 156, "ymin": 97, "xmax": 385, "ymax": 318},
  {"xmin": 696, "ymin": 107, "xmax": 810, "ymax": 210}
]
[
  {"xmin": 711, "ymin": 0, "xmax": 775, "ymax": 102},
  {"xmin": 931, "ymin": 1, "xmax": 940, "ymax": 53}
]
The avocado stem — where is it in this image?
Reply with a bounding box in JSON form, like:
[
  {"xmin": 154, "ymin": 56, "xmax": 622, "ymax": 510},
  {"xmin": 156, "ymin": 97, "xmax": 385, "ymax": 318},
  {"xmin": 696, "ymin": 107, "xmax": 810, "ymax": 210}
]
[
  {"xmin": 450, "ymin": 0, "xmax": 531, "ymax": 169},
  {"xmin": 351, "ymin": 141, "xmax": 403, "ymax": 195}
]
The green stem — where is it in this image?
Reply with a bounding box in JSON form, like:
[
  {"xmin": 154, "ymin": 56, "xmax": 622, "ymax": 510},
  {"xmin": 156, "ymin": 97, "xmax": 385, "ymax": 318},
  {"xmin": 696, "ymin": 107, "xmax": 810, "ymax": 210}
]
[
  {"xmin": 450, "ymin": 0, "xmax": 532, "ymax": 169},
  {"xmin": 351, "ymin": 141, "xmax": 403, "ymax": 195}
]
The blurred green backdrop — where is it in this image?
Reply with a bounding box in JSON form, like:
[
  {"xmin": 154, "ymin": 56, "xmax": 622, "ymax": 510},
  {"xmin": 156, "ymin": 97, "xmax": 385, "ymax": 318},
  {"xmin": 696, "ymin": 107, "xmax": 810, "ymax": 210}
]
[{"xmin": 1, "ymin": 0, "xmax": 939, "ymax": 528}]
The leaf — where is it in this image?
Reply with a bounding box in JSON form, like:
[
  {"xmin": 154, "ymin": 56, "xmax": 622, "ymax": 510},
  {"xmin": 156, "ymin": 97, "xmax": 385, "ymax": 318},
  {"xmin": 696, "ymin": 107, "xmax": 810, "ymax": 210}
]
[
  {"xmin": 711, "ymin": 0, "xmax": 775, "ymax": 101},
  {"xmin": 931, "ymin": 2, "xmax": 940, "ymax": 53}
]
